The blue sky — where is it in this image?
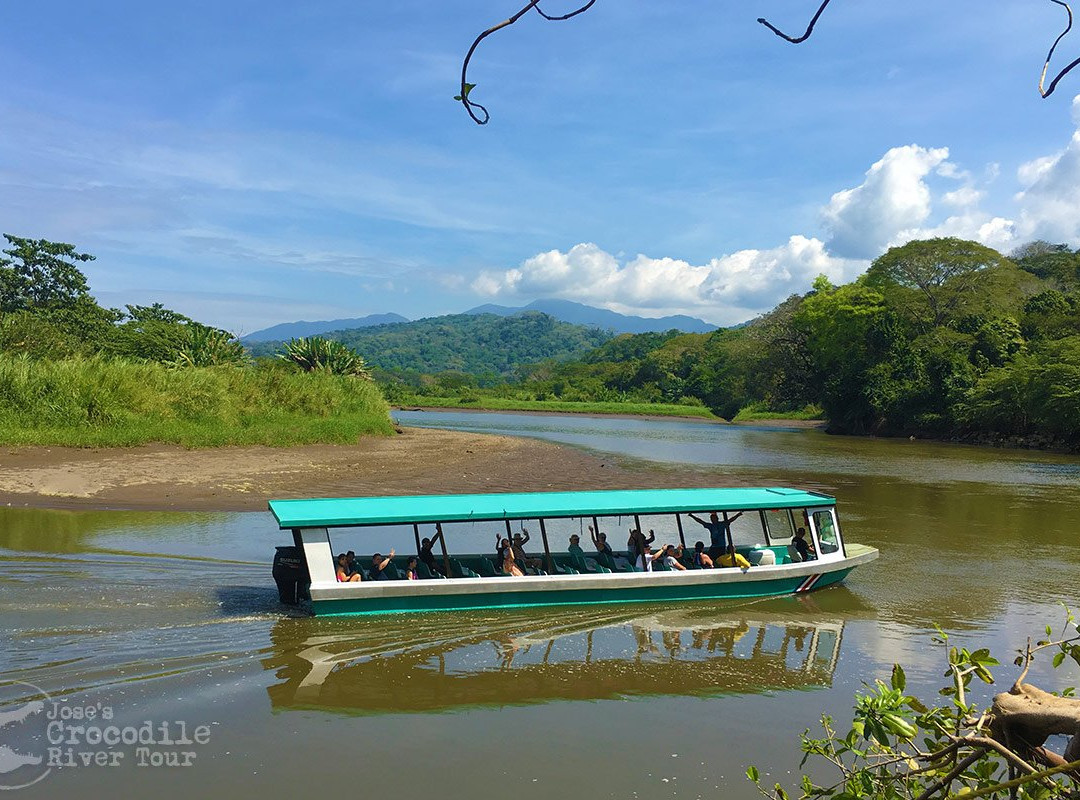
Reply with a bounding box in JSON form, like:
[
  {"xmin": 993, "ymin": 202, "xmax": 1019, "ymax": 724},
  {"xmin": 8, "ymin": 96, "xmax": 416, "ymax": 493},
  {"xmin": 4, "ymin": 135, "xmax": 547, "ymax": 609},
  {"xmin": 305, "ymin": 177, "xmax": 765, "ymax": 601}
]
[{"xmin": 2, "ymin": 0, "xmax": 1080, "ymax": 331}]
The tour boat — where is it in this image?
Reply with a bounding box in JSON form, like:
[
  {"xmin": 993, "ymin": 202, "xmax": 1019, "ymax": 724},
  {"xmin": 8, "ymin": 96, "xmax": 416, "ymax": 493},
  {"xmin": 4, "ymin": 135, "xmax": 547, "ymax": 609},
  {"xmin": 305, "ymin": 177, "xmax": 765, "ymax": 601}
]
[{"xmin": 268, "ymin": 487, "xmax": 878, "ymax": 616}]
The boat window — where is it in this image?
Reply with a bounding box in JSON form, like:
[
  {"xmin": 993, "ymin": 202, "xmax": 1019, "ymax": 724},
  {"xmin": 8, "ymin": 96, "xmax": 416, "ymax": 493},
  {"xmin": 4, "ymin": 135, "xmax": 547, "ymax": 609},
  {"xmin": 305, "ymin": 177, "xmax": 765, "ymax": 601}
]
[
  {"xmin": 812, "ymin": 510, "xmax": 841, "ymax": 555},
  {"xmin": 726, "ymin": 511, "xmax": 766, "ymax": 545},
  {"xmin": 761, "ymin": 508, "xmax": 795, "ymax": 543}
]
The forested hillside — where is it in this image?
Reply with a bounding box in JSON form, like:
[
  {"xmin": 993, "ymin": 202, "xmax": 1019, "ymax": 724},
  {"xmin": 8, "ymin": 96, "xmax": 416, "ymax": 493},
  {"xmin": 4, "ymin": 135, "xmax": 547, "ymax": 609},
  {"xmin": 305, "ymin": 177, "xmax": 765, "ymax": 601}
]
[
  {"xmin": 253, "ymin": 312, "xmax": 614, "ymax": 382},
  {"xmin": 408, "ymin": 239, "xmax": 1080, "ymax": 450}
]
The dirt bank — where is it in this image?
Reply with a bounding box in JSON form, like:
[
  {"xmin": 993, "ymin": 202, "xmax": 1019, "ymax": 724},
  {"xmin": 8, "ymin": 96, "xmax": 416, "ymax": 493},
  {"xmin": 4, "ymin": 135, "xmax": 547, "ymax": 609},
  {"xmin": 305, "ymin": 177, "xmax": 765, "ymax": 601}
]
[{"xmin": 0, "ymin": 427, "xmax": 748, "ymax": 512}]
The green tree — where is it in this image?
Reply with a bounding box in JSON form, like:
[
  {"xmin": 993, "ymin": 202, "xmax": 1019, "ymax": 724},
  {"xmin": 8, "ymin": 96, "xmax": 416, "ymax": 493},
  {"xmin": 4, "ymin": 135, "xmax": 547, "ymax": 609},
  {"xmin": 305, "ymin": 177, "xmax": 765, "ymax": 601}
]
[
  {"xmin": 0, "ymin": 234, "xmax": 96, "ymax": 312},
  {"xmin": 1012, "ymin": 241, "xmax": 1080, "ymax": 290},
  {"xmin": 865, "ymin": 238, "xmax": 1010, "ymax": 330}
]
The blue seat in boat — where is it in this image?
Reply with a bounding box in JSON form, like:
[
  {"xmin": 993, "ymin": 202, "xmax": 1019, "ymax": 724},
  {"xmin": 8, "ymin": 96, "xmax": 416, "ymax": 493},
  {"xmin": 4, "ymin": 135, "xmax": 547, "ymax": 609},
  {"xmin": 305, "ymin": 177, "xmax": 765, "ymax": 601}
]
[
  {"xmin": 416, "ymin": 562, "xmax": 444, "ymax": 579},
  {"xmin": 449, "ymin": 558, "xmax": 479, "ymax": 579}
]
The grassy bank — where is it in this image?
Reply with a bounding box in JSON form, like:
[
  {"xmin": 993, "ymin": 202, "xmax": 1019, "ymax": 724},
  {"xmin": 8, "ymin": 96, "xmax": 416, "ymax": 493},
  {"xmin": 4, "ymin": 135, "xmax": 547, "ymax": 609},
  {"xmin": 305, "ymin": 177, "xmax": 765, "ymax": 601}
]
[
  {"xmin": 0, "ymin": 355, "xmax": 394, "ymax": 447},
  {"xmin": 730, "ymin": 402, "xmax": 824, "ymax": 422},
  {"xmin": 394, "ymin": 395, "xmax": 720, "ymax": 419}
]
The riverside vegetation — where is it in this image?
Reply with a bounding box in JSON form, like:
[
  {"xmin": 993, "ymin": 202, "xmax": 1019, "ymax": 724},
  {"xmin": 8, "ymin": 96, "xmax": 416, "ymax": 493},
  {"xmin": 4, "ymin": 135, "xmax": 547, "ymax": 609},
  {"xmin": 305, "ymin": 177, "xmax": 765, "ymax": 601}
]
[
  {"xmin": 0, "ymin": 235, "xmax": 392, "ymax": 446},
  {"xmin": 363, "ymin": 238, "xmax": 1079, "ymax": 451},
  {"xmin": 749, "ymin": 610, "xmax": 1080, "ymax": 800}
]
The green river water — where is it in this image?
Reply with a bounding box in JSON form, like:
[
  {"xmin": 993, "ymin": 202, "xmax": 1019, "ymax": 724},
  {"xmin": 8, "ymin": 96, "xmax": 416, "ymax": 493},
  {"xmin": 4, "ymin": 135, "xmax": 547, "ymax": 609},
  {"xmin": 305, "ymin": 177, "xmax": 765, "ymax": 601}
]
[{"xmin": 1, "ymin": 411, "xmax": 1078, "ymax": 798}]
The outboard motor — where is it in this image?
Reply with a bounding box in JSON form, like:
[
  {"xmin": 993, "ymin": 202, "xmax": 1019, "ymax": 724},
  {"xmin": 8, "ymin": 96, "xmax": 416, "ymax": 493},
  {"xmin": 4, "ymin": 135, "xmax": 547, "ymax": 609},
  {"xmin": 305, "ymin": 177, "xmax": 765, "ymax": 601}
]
[{"xmin": 272, "ymin": 546, "xmax": 310, "ymax": 605}]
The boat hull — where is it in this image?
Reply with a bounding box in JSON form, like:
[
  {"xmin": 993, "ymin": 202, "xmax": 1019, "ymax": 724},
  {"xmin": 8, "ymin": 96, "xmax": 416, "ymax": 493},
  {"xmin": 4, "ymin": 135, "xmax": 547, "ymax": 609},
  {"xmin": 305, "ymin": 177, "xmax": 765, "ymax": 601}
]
[{"xmin": 309, "ymin": 545, "xmax": 876, "ymax": 616}]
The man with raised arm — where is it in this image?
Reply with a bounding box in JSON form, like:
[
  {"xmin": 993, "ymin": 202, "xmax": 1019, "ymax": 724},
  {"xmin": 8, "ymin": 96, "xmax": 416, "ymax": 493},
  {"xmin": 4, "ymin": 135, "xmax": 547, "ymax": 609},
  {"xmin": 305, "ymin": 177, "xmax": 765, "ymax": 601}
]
[
  {"xmin": 370, "ymin": 548, "xmax": 396, "ymax": 580},
  {"xmin": 419, "ymin": 523, "xmax": 446, "ymax": 576},
  {"xmin": 688, "ymin": 511, "xmax": 743, "ymax": 559}
]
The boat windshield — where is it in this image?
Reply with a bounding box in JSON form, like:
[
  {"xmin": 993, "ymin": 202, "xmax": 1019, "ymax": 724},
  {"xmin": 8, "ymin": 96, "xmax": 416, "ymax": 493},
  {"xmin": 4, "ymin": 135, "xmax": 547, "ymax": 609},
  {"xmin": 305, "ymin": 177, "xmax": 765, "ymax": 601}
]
[{"xmin": 811, "ymin": 509, "xmax": 842, "ymax": 555}]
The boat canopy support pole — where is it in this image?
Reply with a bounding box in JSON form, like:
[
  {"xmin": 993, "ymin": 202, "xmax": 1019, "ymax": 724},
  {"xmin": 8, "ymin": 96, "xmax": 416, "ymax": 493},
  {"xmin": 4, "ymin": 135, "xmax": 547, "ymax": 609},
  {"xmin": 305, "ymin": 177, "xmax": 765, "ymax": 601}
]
[
  {"xmin": 722, "ymin": 511, "xmax": 734, "ymax": 556},
  {"xmin": 298, "ymin": 527, "xmax": 335, "ymax": 584},
  {"xmin": 675, "ymin": 514, "xmax": 686, "ymax": 549},
  {"xmin": 538, "ymin": 517, "xmax": 553, "ymax": 574},
  {"xmin": 412, "ymin": 523, "xmax": 422, "ymax": 556},
  {"xmin": 436, "ymin": 522, "xmax": 451, "ymax": 578}
]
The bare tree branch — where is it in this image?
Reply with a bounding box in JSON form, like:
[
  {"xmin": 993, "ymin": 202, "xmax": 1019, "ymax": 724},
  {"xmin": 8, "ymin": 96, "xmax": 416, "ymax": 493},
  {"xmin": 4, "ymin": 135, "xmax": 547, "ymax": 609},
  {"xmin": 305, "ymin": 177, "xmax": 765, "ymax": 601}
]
[
  {"xmin": 458, "ymin": 0, "xmax": 597, "ymax": 124},
  {"xmin": 757, "ymin": 0, "xmax": 836, "ymax": 44},
  {"xmin": 1039, "ymin": 0, "xmax": 1080, "ymax": 98},
  {"xmin": 534, "ymin": 0, "xmax": 596, "ymax": 22},
  {"xmin": 459, "ymin": 0, "xmax": 1080, "ymax": 124}
]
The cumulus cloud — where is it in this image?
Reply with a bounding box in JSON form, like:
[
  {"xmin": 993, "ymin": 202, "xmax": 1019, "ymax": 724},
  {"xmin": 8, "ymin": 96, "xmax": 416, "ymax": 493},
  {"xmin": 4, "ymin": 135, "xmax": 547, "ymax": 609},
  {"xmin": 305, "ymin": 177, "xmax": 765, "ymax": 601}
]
[
  {"xmin": 472, "ymin": 238, "xmax": 859, "ymax": 326},
  {"xmin": 472, "ymin": 108, "xmax": 1080, "ymax": 324},
  {"xmin": 822, "ymin": 145, "xmax": 951, "ymax": 259},
  {"xmin": 1013, "ymin": 95, "xmax": 1080, "ymax": 242}
]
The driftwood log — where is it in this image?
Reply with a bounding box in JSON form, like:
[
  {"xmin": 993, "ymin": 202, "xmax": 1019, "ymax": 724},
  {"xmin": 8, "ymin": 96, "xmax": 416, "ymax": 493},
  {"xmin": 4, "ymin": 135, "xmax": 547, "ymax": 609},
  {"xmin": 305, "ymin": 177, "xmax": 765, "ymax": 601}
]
[{"xmin": 992, "ymin": 682, "xmax": 1080, "ymax": 771}]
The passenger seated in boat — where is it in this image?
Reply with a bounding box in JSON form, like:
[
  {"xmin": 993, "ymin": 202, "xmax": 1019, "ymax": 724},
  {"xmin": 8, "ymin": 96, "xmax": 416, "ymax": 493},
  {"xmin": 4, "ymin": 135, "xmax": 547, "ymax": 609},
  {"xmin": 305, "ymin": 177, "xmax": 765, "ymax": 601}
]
[
  {"xmin": 590, "ymin": 525, "xmax": 613, "ymax": 557},
  {"xmin": 499, "ymin": 537, "xmax": 524, "ymax": 576},
  {"xmin": 513, "ymin": 530, "xmax": 544, "ymax": 572},
  {"xmin": 369, "ymin": 549, "xmax": 396, "ymax": 580},
  {"xmin": 419, "ymin": 524, "xmax": 446, "ymax": 576},
  {"xmin": 790, "ymin": 527, "xmax": 815, "ymax": 562},
  {"xmin": 661, "ymin": 544, "xmax": 687, "ymax": 571},
  {"xmin": 336, "ymin": 553, "xmax": 362, "ymax": 582},
  {"xmin": 715, "ymin": 545, "xmax": 751, "ymax": 570},
  {"xmin": 692, "ymin": 541, "xmax": 714, "ymax": 568},
  {"xmin": 689, "ymin": 511, "xmax": 744, "ymax": 559},
  {"xmin": 345, "ymin": 550, "xmax": 358, "ymax": 574},
  {"xmin": 627, "ymin": 527, "xmax": 656, "ymax": 564},
  {"xmin": 404, "ymin": 556, "xmax": 419, "ymax": 580},
  {"xmin": 567, "ymin": 534, "xmax": 601, "ymax": 572},
  {"xmin": 636, "ymin": 544, "xmax": 658, "ymax": 572}
]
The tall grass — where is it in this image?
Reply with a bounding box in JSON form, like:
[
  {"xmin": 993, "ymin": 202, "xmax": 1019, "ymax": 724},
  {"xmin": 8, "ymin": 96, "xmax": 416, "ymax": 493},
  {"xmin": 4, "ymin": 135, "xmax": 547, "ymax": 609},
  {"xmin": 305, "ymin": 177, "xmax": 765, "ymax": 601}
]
[{"xmin": 0, "ymin": 355, "xmax": 394, "ymax": 447}]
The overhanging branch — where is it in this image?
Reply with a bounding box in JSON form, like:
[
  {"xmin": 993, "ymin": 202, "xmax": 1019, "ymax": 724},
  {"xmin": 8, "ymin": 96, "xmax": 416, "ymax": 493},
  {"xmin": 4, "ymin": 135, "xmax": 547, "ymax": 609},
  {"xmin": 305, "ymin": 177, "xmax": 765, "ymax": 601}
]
[
  {"xmin": 458, "ymin": 0, "xmax": 597, "ymax": 125},
  {"xmin": 1039, "ymin": 0, "xmax": 1080, "ymax": 98},
  {"xmin": 458, "ymin": 0, "xmax": 1080, "ymax": 124},
  {"xmin": 757, "ymin": 0, "xmax": 835, "ymax": 44}
]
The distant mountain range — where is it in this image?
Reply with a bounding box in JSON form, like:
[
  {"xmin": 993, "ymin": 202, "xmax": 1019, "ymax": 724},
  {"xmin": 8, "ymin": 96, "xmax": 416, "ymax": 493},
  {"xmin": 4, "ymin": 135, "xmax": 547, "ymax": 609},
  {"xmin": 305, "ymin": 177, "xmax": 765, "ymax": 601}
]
[
  {"xmin": 243, "ymin": 313, "xmax": 409, "ymax": 342},
  {"xmin": 465, "ymin": 299, "xmax": 715, "ymax": 334},
  {"xmin": 244, "ymin": 300, "xmax": 715, "ymax": 343}
]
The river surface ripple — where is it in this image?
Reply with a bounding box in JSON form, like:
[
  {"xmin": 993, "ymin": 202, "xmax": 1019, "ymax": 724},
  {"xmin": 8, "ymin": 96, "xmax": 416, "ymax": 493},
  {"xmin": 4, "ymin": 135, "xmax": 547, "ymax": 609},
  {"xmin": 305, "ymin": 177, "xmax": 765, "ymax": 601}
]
[{"xmin": 0, "ymin": 412, "xmax": 1077, "ymax": 799}]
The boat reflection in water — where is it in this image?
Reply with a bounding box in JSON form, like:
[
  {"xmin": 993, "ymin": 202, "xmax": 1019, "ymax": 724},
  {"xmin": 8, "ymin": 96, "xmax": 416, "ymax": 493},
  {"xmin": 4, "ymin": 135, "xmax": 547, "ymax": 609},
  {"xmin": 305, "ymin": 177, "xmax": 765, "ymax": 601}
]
[{"xmin": 265, "ymin": 591, "xmax": 866, "ymax": 715}]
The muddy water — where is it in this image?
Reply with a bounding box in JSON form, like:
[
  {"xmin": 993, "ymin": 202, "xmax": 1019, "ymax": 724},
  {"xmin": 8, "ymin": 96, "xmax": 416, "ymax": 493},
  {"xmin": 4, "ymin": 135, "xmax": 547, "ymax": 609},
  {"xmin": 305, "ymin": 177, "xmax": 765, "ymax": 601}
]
[{"xmin": 1, "ymin": 413, "xmax": 1078, "ymax": 798}]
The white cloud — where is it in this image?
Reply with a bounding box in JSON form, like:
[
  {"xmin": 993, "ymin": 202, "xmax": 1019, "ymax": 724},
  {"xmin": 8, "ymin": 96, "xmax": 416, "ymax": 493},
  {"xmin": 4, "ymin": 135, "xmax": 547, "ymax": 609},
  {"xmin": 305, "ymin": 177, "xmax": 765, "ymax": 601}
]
[
  {"xmin": 472, "ymin": 238, "xmax": 859, "ymax": 326},
  {"xmin": 470, "ymin": 111, "xmax": 1080, "ymax": 324},
  {"xmin": 941, "ymin": 186, "xmax": 983, "ymax": 208},
  {"xmin": 1014, "ymin": 95, "xmax": 1080, "ymax": 243},
  {"xmin": 822, "ymin": 145, "xmax": 951, "ymax": 259}
]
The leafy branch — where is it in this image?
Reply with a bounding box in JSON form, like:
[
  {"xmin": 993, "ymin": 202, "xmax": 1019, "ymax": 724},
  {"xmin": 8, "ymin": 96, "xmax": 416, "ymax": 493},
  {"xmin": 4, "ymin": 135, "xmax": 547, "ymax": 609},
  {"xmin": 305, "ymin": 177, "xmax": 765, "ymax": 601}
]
[{"xmin": 746, "ymin": 608, "xmax": 1080, "ymax": 800}]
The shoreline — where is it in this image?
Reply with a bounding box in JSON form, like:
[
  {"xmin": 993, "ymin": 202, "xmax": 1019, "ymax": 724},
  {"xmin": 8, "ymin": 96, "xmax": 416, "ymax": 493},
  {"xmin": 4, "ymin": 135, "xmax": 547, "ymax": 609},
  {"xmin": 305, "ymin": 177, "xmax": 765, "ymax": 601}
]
[
  {"xmin": 393, "ymin": 404, "xmax": 723, "ymax": 424},
  {"xmin": 395, "ymin": 404, "xmax": 826, "ymax": 428},
  {"xmin": 0, "ymin": 426, "xmax": 754, "ymax": 513}
]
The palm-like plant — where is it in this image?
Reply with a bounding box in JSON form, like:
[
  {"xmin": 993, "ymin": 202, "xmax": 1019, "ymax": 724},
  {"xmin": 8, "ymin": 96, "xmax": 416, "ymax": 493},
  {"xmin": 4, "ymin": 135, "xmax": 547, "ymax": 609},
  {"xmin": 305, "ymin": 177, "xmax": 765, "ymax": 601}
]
[
  {"xmin": 174, "ymin": 324, "xmax": 248, "ymax": 367},
  {"xmin": 279, "ymin": 337, "xmax": 372, "ymax": 379}
]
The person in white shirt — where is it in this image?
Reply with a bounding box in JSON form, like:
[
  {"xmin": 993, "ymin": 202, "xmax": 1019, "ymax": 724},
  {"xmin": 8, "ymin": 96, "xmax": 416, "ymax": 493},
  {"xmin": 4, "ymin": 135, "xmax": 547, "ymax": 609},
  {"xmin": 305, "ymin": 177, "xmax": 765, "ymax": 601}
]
[{"xmin": 637, "ymin": 544, "xmax": 657, "ymax": 572}]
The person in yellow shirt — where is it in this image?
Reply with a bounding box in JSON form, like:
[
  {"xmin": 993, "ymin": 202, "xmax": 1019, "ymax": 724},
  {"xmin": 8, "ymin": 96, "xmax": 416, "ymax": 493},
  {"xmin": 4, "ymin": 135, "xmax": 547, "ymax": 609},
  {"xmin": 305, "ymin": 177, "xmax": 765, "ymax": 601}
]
[{"xmin": 715, "ymin": 544, "xmax": 751, "ymax": 570}]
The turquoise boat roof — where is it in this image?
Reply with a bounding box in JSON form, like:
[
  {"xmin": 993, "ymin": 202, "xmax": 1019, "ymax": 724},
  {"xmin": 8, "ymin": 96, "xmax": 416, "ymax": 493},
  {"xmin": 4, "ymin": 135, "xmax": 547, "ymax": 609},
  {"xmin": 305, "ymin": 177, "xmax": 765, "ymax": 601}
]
[{"xmin": 268, "ymin": 487, "xmax": 833, "ymax": 530}]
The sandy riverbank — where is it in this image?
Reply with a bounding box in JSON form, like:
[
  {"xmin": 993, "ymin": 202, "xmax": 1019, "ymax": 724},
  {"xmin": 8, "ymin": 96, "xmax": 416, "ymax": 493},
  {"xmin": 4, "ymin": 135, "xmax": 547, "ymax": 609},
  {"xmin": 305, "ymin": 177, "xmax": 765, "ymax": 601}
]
[{"xmin": 0, "ymin": 427, "xmax": 748, "ymax": 512}]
